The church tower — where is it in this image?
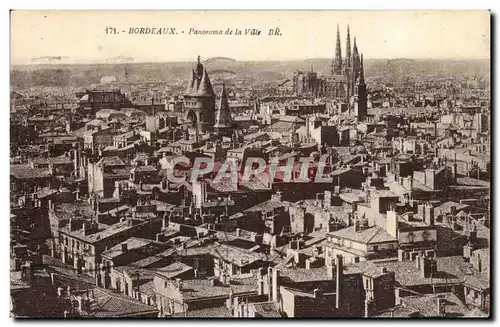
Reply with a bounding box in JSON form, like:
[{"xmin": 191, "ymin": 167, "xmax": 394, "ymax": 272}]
[
  {"xmin": 214, "ymin": 83, "xmax": 233, "ymax": 137},
  {"xmin": 184, "ymin": 55, "xmax": 216, "ymax": 135},
  {"xmin": 355, "ymin": 54, "xmax": 367, "ymax": 122}
]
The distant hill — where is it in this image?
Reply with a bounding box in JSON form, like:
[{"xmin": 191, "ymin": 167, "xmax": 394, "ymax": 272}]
[{"xmin": 10, "ymin": 59, "xmax": 490, "ymax": 89}]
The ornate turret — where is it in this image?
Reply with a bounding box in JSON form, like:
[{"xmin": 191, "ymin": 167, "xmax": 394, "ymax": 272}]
[
  {"xmin": 197, "ymin": 69, "xmax": 215, "ymax": 97},
  {"xmin": 196, "ymin": 55, "xmax": 204, "ymax": 80}
]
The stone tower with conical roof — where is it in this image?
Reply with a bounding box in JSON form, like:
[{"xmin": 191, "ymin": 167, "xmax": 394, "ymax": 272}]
[
  {"xmin": 214, "ymin": 83, "xmax": 233, "ymax": 136},
  {"xmin": 184, "ymin": 55, "xmax": 216, "ymax": 135}
]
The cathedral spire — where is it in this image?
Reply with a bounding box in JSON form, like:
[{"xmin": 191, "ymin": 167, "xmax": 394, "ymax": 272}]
[
  {"xmin": 352, "ymin": 36, "xmax": 361, "ymax": 79},
  {"xmin": 345, "ymin": 24, "xmax": 351, "ymax": 67},
  {"xmin": 333, "ymin": 23, "xmax": 343, "ymax": 75}
]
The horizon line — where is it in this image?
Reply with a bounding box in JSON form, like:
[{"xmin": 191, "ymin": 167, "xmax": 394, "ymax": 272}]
[{"xmin": 11, "ymin": 56, "xmax": 491, "ymax": 67}]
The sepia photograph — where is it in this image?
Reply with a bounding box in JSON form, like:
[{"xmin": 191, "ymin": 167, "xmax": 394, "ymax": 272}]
[{"xmin": 9, "ymin": 10, "xmax": 491, "ymax": 318}]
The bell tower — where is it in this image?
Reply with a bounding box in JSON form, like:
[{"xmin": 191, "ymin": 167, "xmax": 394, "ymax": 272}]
[{"xmin": 184, "ymin": 55, "xmax": 216, "ymax": 135}]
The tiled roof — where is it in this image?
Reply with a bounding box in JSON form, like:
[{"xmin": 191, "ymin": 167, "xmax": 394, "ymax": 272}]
[
  {"xmin": 327, "ymin": 225, "xmax": 397, "ymax": 244},
  {"xmin": 155, "ymin": 262, "xmax": 193, "ymax": 279},
  {"xmin": 88, "ymin": 287, "xmax": 158, "ymax": 318},
  {"xmin": 210, "ymin": 244, "xmax": 264, "ymax": 267},
  {"xmin": 244, "ymin": 199, "xmax": 291, "ymax": 213},
  {"xmin": 11, "ymin": 165, "xmax": 52, "ymax": 179},
  {"xmin": 60, "ymin": 219, "xmax": 147, "ymax": 244},
  {"xmin": 401, "ymin": 293, "xmax": 473, "ymax": 317},
  {"xmin": 373, "ymin": 256, "xmax": 470, "ymax": 287},
  {"xmin": 179, "ymin": 274, "xmax": 257, "ymax": 301},
  {"xmin": 171, "ymin": 306, "xmax": 232, "ymax": 318},
  {"xmin": 251, "ymin": 301, "xmax": 282, "ymax": 317}
]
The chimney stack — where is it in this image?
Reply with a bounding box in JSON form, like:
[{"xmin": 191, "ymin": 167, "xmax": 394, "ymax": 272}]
[
  {"xmin": 272, "ymin": 268, "xmax": 280, "ymax": 303},
  {"xmin": 424, "ymin": 203, "xmax": 435, "ymax": 226},
  {"xmin": 335, "ymin": 255, "xmax": 343, "ymax": 310},
  {"xmin": 437, "ymin": 298, "xmax": 446, "ymax": 317}
]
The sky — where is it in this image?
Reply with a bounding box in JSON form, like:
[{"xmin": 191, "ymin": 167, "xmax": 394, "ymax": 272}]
[{"xmin": 10, "ymin": 10, "xmax": 491, "ymax": 65}]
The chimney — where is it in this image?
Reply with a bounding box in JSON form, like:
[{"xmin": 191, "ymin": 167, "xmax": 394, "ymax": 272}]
[
  {"xmin": 82, "ymin": 221, "xmax": 89, "ymax": 236},
  {"xmin": 272, "ymin": 268, "xmax": 280, "ymax": 303},
  {"xmin": 156, "ymin": 233, "xmax": 166, "ymax": 242},
  {"xmin": 121, "ymin": 243, "xmax": 128, "ymax": 252},
  {"xmin": 236, "ymin": 228, "xmax": 242, "ymax": 237},
  {"xmin": 354, "ymin": 218, "xmax": 360, "ymax": 232},
  {"xmin": 326, "ymin": 262, "xmax": 335, "ymax": 279},
  {"xmin": 21, "ymin": 262, "xmax": 33, "ymax": 285},
  {"xmin": 335, "ymin": 255, "xmax": 343, "ymax": 309},
  {"xmin": 194, "ymin": 269, "xmax": 199, "ymax": 279},
  {"xmin": 437, "ymin": 298, "xmax": 446, "ymax": 317},
  {"xmin": 386, "ymin": 210, "xmax": 398, "ymax": 238},
  {"xmin": 418, "ymin": 204, "xmax": 425, "ymax": 220},
  {"xmin": 313, "ymin": 288, "xmax": 322, "ymax": 299},
  {"xmin": 257, "ymin": 271, "xmax": 264, "ymax": 295},
  {"xmin": 424, "ymin": 203, "xmax": 435, "ymax": 226},
  {"xmin": 463, "ymin": 243, "xmax": 473, "ymax": 259},
  {"xmin": 67, "ymin": 285, "xmax": 72, "ymax": 297},
  {"xmin": 398, "ymin": 249, "xmax": 405, "ymax": 262},
  {"xmin": 267, "ymin": 267, "xmax": 273, "ymax": 301},
  {"xmin": 420, "ymin": 256, "xmax": 435, "ymax": 278},
  {"xmin": 415, "ymin": 254, "xmax": 421, "ymax": 269},
  {"xmin": 450, "ymin": 205, "xmax": 457, "ymax": 217}
]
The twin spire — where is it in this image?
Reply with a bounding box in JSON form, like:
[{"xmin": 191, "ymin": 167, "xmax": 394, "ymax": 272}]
[
  {"xmin": 333, "ymin": 24, "xmax": 343, "ymax": 75},
  {"xmin": 333, "ymin": 24, "xmax": 362, "ymax": 76}
]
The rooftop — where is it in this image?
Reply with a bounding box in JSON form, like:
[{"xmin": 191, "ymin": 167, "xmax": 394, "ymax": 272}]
[{"xmin": 327, "ymin": 225, "xmax": 397, "ymax": 245}]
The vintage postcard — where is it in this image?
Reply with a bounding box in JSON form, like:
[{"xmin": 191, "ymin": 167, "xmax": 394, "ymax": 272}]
[{"xmin": 10, "ymin": 10, "xmax": 490, "ymax": 318}]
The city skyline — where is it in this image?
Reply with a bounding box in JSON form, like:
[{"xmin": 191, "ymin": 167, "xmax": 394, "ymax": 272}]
[{"xmin": 11, "ymin": 10, "xmax": 490, "ymax": 65}]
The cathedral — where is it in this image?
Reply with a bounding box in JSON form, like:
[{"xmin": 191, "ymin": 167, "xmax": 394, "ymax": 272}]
[
  {"xmin": 184, "ymin": 56, "xmax": 233, "ymax": 137},
  {"xmin": 292, "ymin": 24, "xmax": 367, "ymax": 121}
]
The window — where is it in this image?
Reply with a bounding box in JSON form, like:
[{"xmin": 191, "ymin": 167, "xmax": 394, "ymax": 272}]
[
  {"xmin": 422, "ymin": 230, "xmax": 430, "ymax": 242},
  {"xmin": 407, "ymin": 232, "xmax": 415, "ymax": 243},
  {"xmin": 373, "ymin": 245, "xmax": 379, "ymax": 252},
  {"xmin": 389, "ymin": 243, "xmax": 394, "ymax": 249}
]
